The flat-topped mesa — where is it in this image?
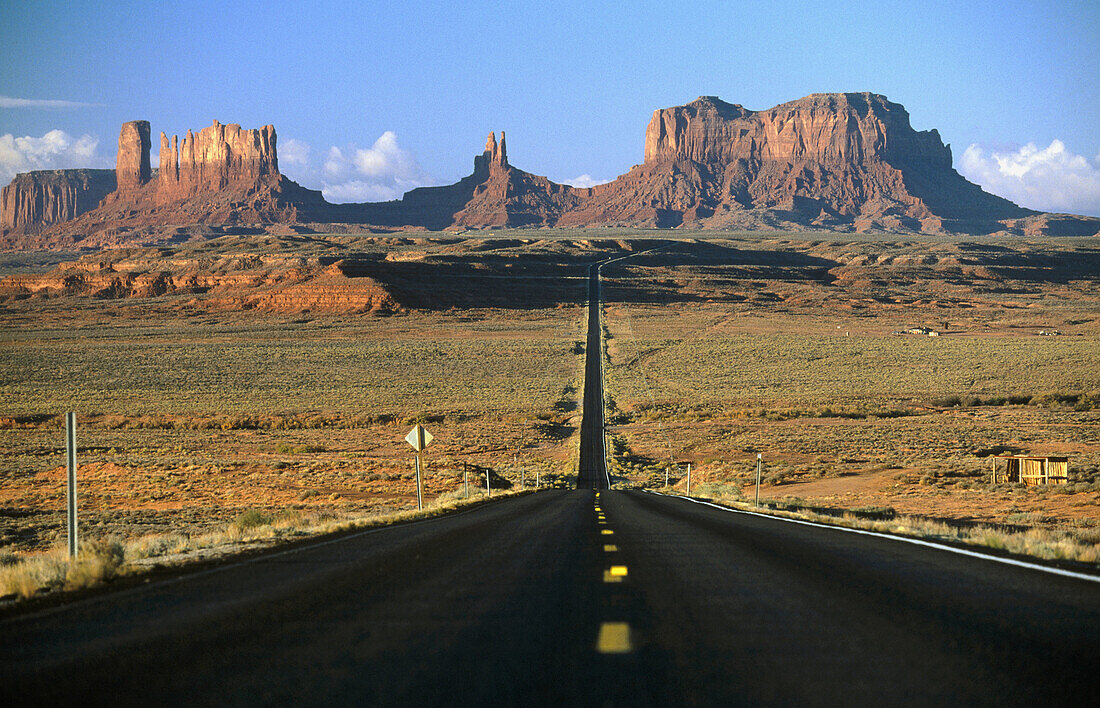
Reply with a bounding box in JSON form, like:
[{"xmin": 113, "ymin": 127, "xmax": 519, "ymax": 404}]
[
  {"xmin": 473, "ymin": 131, "xmax": 508, "ymax": 177},
  {"xmin": 116, "ymin": 120, "xmax": 152, "ymax": 193},
  {"xmin": 0, "ymin": 169, "xmax": 116, "ymax": 230},
  {"xmin": 158, "ymin": 120, "xmax": 279, "ymax": 202},
  {"xmin": 643, "ymin": 93, "xmax": 951, "ymax": 168}
]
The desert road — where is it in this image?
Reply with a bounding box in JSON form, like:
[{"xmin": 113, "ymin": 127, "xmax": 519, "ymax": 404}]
[
  {"xmin": 3, "ymin": 489, "xmax": 1099, "ymax": 705},
  {"xmin": 577, "ymin": 262, "xmax": 610, "ymax": 490}
]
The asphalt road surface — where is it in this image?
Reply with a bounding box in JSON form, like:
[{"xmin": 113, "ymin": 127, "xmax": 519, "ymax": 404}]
[
  {"xmin": 576, "ymin": 262, "xmax": 610, "ymax": 490},
  {"xmin": 4, "ymin": 489, "xmax": 1099, "ymax": 706}
]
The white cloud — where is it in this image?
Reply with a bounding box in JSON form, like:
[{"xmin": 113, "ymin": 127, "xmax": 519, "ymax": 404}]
[
  {"xmin": 280, "ymin": 132, "xmax": 436, "ymax": 203},
  {"xmin": 0, "ymin": 95, "xmax": 103, "ymax": 109},
  {"xmin": 959, "ymin": 140, "xmax": 1100, "ymax": 216},
  {"xmin": 0, "ymin": 129, "xmax": 111, "ymax": 186},
  {"xmin": 279, "ymin": 138, "xmax": 310, "ymax": 168},
  {"xmin": 560, "ymin": 173, "xmax": 612, "ymax": 188}
]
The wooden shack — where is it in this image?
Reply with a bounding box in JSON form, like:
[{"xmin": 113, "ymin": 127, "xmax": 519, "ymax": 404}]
[{"xmin": 990, "ymin": 455, "xmax": 1068, "ymax": 485}]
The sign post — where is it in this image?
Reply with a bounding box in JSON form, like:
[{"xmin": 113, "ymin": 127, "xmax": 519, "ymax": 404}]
[
  {"xmin": 405, "ymin": 424, "xmax": 434, "ymax": 510},
  {"xmin": 755, "ymin": 453, "xmax": 763, "ymax": 507},
  {"xmin": 66, "ymin": 412, "xmax": 78, "ymax": 558}
]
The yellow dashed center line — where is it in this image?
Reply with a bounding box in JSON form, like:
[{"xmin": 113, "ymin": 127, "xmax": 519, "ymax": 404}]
[
  {"xmin": 596, "ymin": 622, "xmax": 633, "ymax": 654},
  {"xmin": 603, "ymin": 565, "xmax": 628, "ymax": 582},
  {"xmin": 603, "ymin": 544, "xmax": 619, "ymax": 552},
  {"xmin": 601, "ymin": 529, "xmax": 614, "ymax": 535}
]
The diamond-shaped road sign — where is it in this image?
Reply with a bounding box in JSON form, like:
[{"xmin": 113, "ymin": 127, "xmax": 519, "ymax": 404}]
[{"xmin": 405, "ymin": 424, "xmax": 434, "ymax": 452}]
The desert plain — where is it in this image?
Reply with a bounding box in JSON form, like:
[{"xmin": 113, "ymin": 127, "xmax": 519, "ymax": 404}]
[{"xmin": 1, "ymin": 230, "xmax": 1098, "ymax": 563}]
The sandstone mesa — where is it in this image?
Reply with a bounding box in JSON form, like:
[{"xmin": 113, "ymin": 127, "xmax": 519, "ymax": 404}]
[{"xmin": 2, "ymin": 93, "xmax": 1097, "ymax": 248}]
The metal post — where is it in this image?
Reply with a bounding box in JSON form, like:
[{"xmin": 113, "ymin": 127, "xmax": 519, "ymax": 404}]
[
  {"xmin": 415, "ymin": 453, "xmax": 423, "ymax": 510},
  {"xmin": 665, "ymin": 464, "xmax": 669, "ymax": 488},
  {"xmin": 486, "ymin": 469, "xmax": 491, "ymax": 497},
  {"xmin": 755, "ymin": 453, "xmax": 763, "ymax": 507},
  {"xmin": 521, "ymin": 468, "xmax": 525, "ymax": 490},
  {"xmin": 464, "ymin": 463, "xmax": 469, "ymax": 499},
  {"xmin": 686, "ymin": 463, "xmax": 691, "ymax": 497},
  {"xmin": 66, "ymin": 412, "xmax": 78, "ymax": 558},
  {"xmin": 536, "ymin": 468, "xmax": 540, "ymax": 489}
]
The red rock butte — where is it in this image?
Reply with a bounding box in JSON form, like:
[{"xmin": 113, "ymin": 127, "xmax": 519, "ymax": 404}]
[{"xmin": 2, "ymin": 93, "xmax": 1098, "ymax": 248}]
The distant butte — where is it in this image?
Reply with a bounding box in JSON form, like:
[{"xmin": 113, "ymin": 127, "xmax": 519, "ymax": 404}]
[{"xmin": 2, "ymin": 93, "xmax": 1098, "ymax": 249}]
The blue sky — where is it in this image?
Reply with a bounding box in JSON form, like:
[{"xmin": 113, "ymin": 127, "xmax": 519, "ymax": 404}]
[{"xmin": 2, "ymin": 0, "xmax": 1098, "ymax": 214}]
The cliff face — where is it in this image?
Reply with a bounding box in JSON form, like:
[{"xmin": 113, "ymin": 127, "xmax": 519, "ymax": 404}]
[
  {"xmin": 569, "ymin": 93, "xmax": 1031, "ymax": 231},
  {"xmin": 643, "ymin": 94, "xmax": 950, "ymax": 168},
  {"xmin": 29, "ymin": 119, "xmax": 326, "ymax": 248},
  {"xmin": 115, "ymin": 120, "xmax": 152, "ymax": 194},
  {"xmin": 0, "ymin": 169, "xmax": 117, "ymax": 231},
  {"xmin": 158, "ymin": 120, "xmax": 279, "ymax": 202}
]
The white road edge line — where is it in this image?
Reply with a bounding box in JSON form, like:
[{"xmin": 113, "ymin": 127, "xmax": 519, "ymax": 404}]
[{"xmin": 651, "ymin": 491, "xmax": 1100, "ymax": 584}]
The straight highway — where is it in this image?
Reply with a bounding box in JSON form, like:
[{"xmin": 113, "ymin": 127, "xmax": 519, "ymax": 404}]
[
  {"xmin": 576, "ymin": 262, "xmax": 610, "ymax": 490},
  {"xmin": 4, "ymin": 489, "xmax": 1098, "ymax": 705}
]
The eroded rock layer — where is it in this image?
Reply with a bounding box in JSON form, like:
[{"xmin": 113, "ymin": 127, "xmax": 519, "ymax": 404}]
[
  {"xmin": 0, "ymin": 169, "xmax": 116, "ymax": 230},
  {"xmin": 0, "ymin": 250, "xmax": 400, "ymax": 314}
]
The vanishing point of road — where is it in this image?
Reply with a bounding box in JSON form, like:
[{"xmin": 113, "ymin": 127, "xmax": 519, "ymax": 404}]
[{"xmin": 3, "ymin": 259, "xmax": 1099, "ymax": 705}]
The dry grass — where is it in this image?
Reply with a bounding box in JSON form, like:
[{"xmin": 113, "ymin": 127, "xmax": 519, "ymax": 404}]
[
  {"xmin": 665, "ymin": 490, "xmax": 1100, "ymax": 566},
  {"xmin": 0, "ymin": 488, "xmax": 528, "ymax": 602}
]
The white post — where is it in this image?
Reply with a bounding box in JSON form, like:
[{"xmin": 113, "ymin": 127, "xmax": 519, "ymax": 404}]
[
  {"xmin": 415, "ymin": 453, "xmax": 423, "ymax": 510},
  {"xmin": 486, "ymin": 469, "xmax": 491, "ymax": 497},
  {"xmin": 66, "ymin": 412, "xmax": 78, "ymax": 558},
  {"xmin": 686, "ymin": 463, "xmax": 691, "ymax": 496},
  {"xmin": 464, "ymin": 463, "xmax": 469, "ymax": 499}
]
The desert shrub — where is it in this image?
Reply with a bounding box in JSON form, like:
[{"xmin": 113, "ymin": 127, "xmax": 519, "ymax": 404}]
[
  {"xmin": 66, "ymin": 539, "xmax": 126, "ymax": 589},
  {"xmin": 276, "ymin": 443, "xmax": 327, "ymax": 454},
  {"xmin": 848, "ymin": 506, "xmax": 897, "ymax": 520},
  {"xmin": 1029, "ymin": 391, "xmax": 1079, "ymax": 408},
  {"xmin": 232, "ymin": 509, "xmax": 274, "ymax": 529},
  {"xmin": 0, "ymin": 550, "xmax": 68, "ymax": 598}
]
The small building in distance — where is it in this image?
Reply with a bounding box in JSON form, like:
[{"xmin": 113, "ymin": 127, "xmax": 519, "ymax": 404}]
[
  {"xmin": 990, "ymin": 455, "xmax": 1069, "ymax": 485},
  {"xmin": 893, "ymin": 326, "xmax": 940, "ymax": 337}
]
